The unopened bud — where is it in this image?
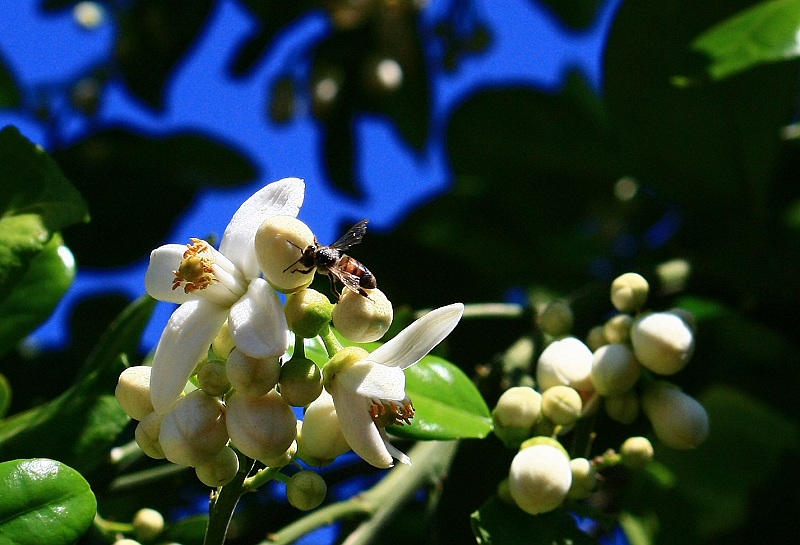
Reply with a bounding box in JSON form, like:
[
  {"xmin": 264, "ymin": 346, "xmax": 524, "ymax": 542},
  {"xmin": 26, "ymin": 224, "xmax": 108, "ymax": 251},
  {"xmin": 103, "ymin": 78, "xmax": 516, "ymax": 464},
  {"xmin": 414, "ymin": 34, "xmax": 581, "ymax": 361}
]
[
  {"xmin": 116, "ymin": 366, "xmax": 154, "ymax": 421},
  {"xmin": 226, "ymin": 349, "xmax": 281, "ymax": 397},
  {"xmin": 195, "ymin": 446, "xmax": 240, "ymax": 487},
  {"xmin": 642, "ymin": 382, "xmax": 709, "ymax": 449},
  {"xmin": 331, "ymin": 287, "xmax": 393, "ymax": 343},
  {"xmin": 610, "ymin": 272, "xmax": 649, "ymax": 313},
  {"xmin": 285, "ymin": 289, "xmax": 333, "ymax": 338},
  {"xmin": 536, "ymin": 337, "xmax": 594, "ymax": 391},
  {"xmin": 132, "ymin": 508, "xmax": 164, "ymax": 542},
  {"xmin": 211, "ymin": 321, "xmax": 235, "ymax": 359},
  {"xmin": 492, "ymin": 387, "xmax": 542, "ymax": 448},
  {"xmin": 567, "ymin": 457, "xmax": 597, "ymax": 499},
  {"xmin": 159, "ymin": 390, "xmax": 229, "ymax": 466},
  {"xmin": 287, "ymin": 470, "xmax": 327, "ymax": 511},
  {"xmin": 296, "ymin": 390, "xmax": 350, "ymax": 466},
  {"xmin": 135, "ymin": 411, "xmax": 166, "ymax": 459},
  {"xmin": 603, "ymin": 314, "xmax": 633, "ymax": 344},
  {"xmin": 279, "ymin": 356, "xmax": 323, "ymax": 407},
  {"xmin": 591, "ymin": 344, "xmax": 641, "ymax": 396},
  {"xmin": 225, "ymin": 389, "xmax": 297, "ymax": 462},
  {"xmin": 604, "ymin": 390, "xmax": 639, "ymax": 425},
  {"xmin": 197, "ymin": 360, "xmax": 230, "ymax": 397},
  {"xmin": 631, "ymin": 312, "xmax": 695, "ymax": 375},
  {"xmin": 256, "ymin": 216, "xmax": 316, "ymax": 293},
  {"xmin": 620, "ymin": 436, "xmax": 654, "ymax": 469},
  {"xmin": 538, "ymin": 300, "xmax": 574, "ymax": 338},
  {"xmin": 541, "ymin": 385, "xmax": 583, "ymax": 426},
  {"xmin": 508, "ymin": 444, "xmax": 572, "ymax": 515},
  {"xmin": 585, "ymin": 325, "xmax": 607, "ymax": 352},
  {"xmin": 261, "ymin": 440, "xmax": 297, "ymax": 468}
]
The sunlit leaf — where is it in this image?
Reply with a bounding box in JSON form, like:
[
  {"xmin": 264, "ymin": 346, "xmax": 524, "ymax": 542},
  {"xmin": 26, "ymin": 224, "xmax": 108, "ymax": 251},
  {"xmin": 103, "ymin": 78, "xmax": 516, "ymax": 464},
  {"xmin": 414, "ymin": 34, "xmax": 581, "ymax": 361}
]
[
  {"xmin": 471, "ymin": 498, "xmax": 595, "ymax": 545},
  {"xmin": 0, "ymin": 458, "xmax": 96, "ymax": 545}
]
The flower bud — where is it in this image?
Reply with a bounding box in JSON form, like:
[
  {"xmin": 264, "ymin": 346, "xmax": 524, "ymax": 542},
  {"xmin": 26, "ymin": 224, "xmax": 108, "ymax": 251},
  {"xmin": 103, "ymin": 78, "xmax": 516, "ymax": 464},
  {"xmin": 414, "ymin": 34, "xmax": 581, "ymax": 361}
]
[
  {"xmin": 132, "ymin": 508, "xmax": 164, "ymax": 542},
  {"xmin": 591, "ymin": 344, "xmax": 641, "ymax": 396},
  {"xmin": 604, "ymin": 390, "xmax": 639, "ymax": 425},
  {"xmin": 538, "ymin": 300, "xmax": 574, "ymax": 338},
  {"xmin": 536, "ymin": 337, "xmax": 594, "ymax": 391},
  {"xmin": 211, "ymin": 321, "xmax": 235, "ymax": 359},
  {"xmin": 279, "ymin": 356, "xmax": 323, "ymax": 407},
  {"xmin": 496, "ymin": 478, "xmax": 514, "ymax": 505},
  {"xmin": 226, "ymin": 349, "xmax": 281, "ymax": 397},
  {"xmin": 567, "ymin": 458, "xmax": 597, "ymax": 499},
  {"xmin": 508, "ymin": 444, "xmax": 572, "ymax": 515},
  {"xmin": 287, "ymin": 470, "xmax": 327, "ymax": 511},
  {"xmin": 296, "ymin": 390, "xmax": 351, "ymax": 466},
  {"xmin": 631, "ymin": 312, "xmax": 694, "ymax": 375},
  {"xmin": 610, "ymin": 272, "xmax": 649, "ymax": 313},
  {"xmin": 541, "ymin": 385, "xmax": 583, "ymax": 426},
  {"xmin": 225, "ymin": 389, "xmax": 297, "ymax": 462},
  {"xmin": 603, "ymin": 313, "xmax": 632, "ymax": 344},
  {"xmin": 195, "ymin": 446, "xmax": 240, "ymax": 487},
  {"xmin": 256, "ymin": 216, "xmax": 316, "ymax": 293},
  {"xmin": 492, "ymin": 387, "xmax": 542, "ymax": 448},
  {"xmin": 331, "ymin": 287, "xmax": 393, "ymax": 343},
  {"xmin": 642, "ymin": 382, "xmax": 709, "ymax": 449},
  {"xmin": 112, "ymin": 539, "xmax": 141, "ymax": 545},
  {"xmin": 519, "ymin": 435, "xmax": 569, "ymax": 457},
  {"xmin": 285, "ymin": 289, "xmax": 334, "ymax": 338},
  {"xmin": 135, "ymin": 411, "xmax": 166, "ymax": 459},
  {"xmin": 585, "ymin": 325, "xmax": 607, "ymax": 352},
  {"xmin": 261, "ymin": 440, "xmax": 297, "ymax": 468},
  {"xmin": 116, "ymin": 366, "xmax": 154, "ymax": 421},
  {"xmin": 620, "ymin": 436, "xmax": 654, "ymax": 470},
  {"xmin": 197, "ymin": 360, "xmax": 230, "ymax": 397},
  {"xmin": 159, "ymin": 390, "xmax": 229, "ymax": 466}
]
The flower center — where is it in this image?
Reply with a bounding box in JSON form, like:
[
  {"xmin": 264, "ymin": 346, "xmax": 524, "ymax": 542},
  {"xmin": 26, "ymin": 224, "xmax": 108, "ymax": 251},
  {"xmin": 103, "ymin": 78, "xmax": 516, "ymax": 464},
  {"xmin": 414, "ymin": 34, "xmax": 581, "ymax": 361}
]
[
  {"xmin": 171, "ymin": 238, "xmax": 247, "ymax": 306},
  {"xmin": 369, "ymin": 397, "xmax": 415, "ymax": 428}
]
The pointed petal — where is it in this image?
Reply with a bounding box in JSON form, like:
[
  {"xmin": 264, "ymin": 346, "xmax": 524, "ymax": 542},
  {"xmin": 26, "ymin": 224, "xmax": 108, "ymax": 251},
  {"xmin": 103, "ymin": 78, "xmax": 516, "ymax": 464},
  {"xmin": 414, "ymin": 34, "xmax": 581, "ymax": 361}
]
[
  {"xmin": 150, "ymin": 299, "xmax": 228, "ymax": 414},
  {"xmin": 145, "ymin": 244, "xmax": 195, "ymax": 304},
  {"xmin": 337, "ymin": 359, "xmax": 407, "ymax": 401},
  {"xmin": 228, "ymin": 278, "xmax": 290, "ymax": 359},
  {"xmin": 220, "ymin": 178, "xmax": 305, "ymax": 279},
  {"xmin": 329, "ymin": 380, "xmax": 393, "ymax": 469},
  {"xmin": 380, "ymin": 429, "xmax": 411, "ymax": 465},
  {"xmin": 367, "ymin": 303, "xmax": 464, "ymax": 370}
]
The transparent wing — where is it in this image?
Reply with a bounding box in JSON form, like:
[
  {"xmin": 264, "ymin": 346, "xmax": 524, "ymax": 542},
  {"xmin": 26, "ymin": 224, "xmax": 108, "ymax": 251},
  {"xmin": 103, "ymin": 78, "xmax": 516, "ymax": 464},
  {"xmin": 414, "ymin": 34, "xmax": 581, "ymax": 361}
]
[
  {"xmin": 330, "ymin": 219, "xmax": 369, "ymax": 251},
  {"xmin": 330, "ymin": 266, "xmax": 365, "ymax": 294}
]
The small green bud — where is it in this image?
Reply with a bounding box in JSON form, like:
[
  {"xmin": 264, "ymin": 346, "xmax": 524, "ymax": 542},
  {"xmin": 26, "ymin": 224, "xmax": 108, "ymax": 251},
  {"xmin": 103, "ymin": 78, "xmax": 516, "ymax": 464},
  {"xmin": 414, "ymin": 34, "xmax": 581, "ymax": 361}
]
[
  {"xmin": 496, "ymin": 478, "xmax": 514, "ymax": 505},
  {"xmin": 492, "ymin": 387, "xmax": 542, "ymax": 448},
  {"xmin": 631, "ymin": 312, "xmax": 695, "ymax": 375},
  {"xmin": 285, "ymin": 289, "xmax": 334, "ymax": 338},
  {"xmin": 287, "ymin": 470, "xmax": 327, "ymax": 511},
  {"xmin": 226, "ymin": 350, "xmax": 281, "ymax": 397},
  {"xmin": 195, "ymin": 446, "xmax": 240, "ymax": 487},
  {"xmin": 620, "ymin": 436, "xmax": 654, "ymax": 470},
  {"xmin": 132, "ymin": 508, "xmax": 164, "ymax": 542},
  {"xmin": 541, "ymin": 385, "xmax": 583, "ymax": 426},
  {"xmin": 603, "ymin": 313, "xmax": 633, "ymax": 344},
  {"xmin": 256, "ymin": 216, "xmax": 316, "ymax": 293},
  {"xmin": 519, "ymin": 436, "xmax": 569, "ymax": 458},
  {"xmin": 279, "ymin": 356, "xmax": 323, "ymax": 407},
  {"xmin": 567, "ymin": 458, "xmax": 597, "ymax": 499},
  {"xmin": 538, "ymin": 300, "xmax": 574, "ymax": 338},
  {"xmin": 115, "ymin": 366, "xmax": 154, "ymax": 421},
  {"xmin": 197, "ymin": 359, "xmax": 230, "ymax": 397},
  {"xmin": 655, "ymin": 259, "xmax": 690, "ymax": 295},
  {"xmin": 610, "ymin": 272, "xmax": 649, "ymax": 313},
  {"xmin": 591, "ymin": 343, "xmax": 641, "ymax": 396},
  {"xmin": 331, "ymin": 287, "xmax": 393, "ymax": 343},
  {"xmin": 585, "ymin": 325, "xmax": 608, "ymax": 352},
  {"xmin": 604, "ymin": 390, "xmax": 639, "ymax": 425}
]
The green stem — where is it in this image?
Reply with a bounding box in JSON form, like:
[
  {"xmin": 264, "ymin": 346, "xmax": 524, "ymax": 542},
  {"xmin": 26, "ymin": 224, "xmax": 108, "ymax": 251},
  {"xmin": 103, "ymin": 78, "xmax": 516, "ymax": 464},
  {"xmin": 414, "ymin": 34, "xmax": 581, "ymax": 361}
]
[
  {"xmin": 108, "ymin": 462, "xmax": 189, "ymax": 493},
  {"xmin": 243, "ymin": 465, "xmax": 283, "ymax": 490},
  {"xmin": 204, "ymin": 450, "xmax": 256, "ymax": 545},
  {"xmin": 415, "ymin": 302, "xmax": 526, "ymax": 321},
  {"xmin": 294, "ymin": 335, "xmax": 306, "ymax": 359},
  {"xmin": 319, "ymin": 323, "xmax": 343, "ymax": 357},
  {"xmin": 263, "ymin": 440, "xmax": 459, "ymax": 545},
  {"xmin": 93, "ymin": 513, "xmax": 134, "ymax": 539}
]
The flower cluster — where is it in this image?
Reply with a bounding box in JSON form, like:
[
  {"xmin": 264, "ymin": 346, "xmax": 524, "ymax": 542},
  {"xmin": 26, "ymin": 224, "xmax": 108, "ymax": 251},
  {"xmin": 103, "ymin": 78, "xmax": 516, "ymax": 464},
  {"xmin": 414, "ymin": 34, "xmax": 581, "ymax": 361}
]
[
  {"xmin": 115, "ymin": 179, "xmax": 463, "ymax": 495},
  {"xmin": 492, "ymin": 272, "xmax": 709, "ymax": 516}
]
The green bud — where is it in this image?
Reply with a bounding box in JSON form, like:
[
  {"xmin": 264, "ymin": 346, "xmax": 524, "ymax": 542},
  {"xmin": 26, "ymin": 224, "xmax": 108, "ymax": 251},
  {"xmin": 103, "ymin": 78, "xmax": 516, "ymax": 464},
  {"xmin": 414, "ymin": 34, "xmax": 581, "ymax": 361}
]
[
  {"xmin": 519, "ymin": 436, "xmax": 569, "ymax": 458},
  {"xmin": 604, "ymin": 390, "xmax": 639, "ymax": 425},
  {"xmin": 610, "ymin": 272, "xmax": 649, "ymax": 313},
  {"xmin": 195, "ymin": 446, "xmax": 240, "ymax": 487},
  {"xmin": 287, "ymin": 470, "xmax": 327, "ymax": 511},
  {"xmin": 567, "ymin": 458, "xmax": 597, "ymax": 499},
  {"xmin": 620, "ymin": 436, "xmax": 654, "ymax": 470},
  {"xmin": 279, "ymin": 356, "xmax": 323, "ymax": 407},
  {"xmin": 226, "ymin": 350, "xmax": 281, "ymax": 397},
  {"xmin": 538, "ymin": 300, "xmax": 574, "ymax": 338},
  {"xmin": 603, "ymin": 313, "xmax": 633, "ymax": 344},
  {"xmin": 211, "ymin": 321, "xmax": 235, "ymax": 359},
  {"xmin": 197, "ymin": 359, "xmax": 230, "ymax": 397},
  {"xmin": 132, "ymin": 508, "xmax": 164, "ymax": 542},
  {"xmin": 285, "ymin": 289, "xmax": 334, "ymax": 338},
  {"xmin": 541, "ymin": 385, "xmax": 583, "ymax": 426},
  {"xmin": 585, "ymin": 325, "xmax": 608, "ymax": 352}
]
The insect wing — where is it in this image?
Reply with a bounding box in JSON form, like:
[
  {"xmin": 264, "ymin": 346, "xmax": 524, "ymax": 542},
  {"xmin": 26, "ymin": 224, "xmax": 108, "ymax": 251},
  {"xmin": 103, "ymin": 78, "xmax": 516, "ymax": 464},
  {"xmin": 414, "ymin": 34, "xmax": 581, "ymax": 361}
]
[
  {"xmin": 330, "ymin": 219, "xmax": 368, "ymax": 251},
  {"xmin": 330, "ymin": 265, "xmax": 365, "ymax": 294}
]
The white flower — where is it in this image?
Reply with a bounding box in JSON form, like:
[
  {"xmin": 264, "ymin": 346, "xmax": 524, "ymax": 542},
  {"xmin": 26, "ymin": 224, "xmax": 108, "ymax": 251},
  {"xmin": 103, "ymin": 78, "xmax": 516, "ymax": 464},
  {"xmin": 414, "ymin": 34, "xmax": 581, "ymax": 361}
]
[
  {"xmin": 324, "ymin": 303, "xmax": 464, "ymax": 468},
  {"xmin": 145, "ymin": 178, "xmax": 305, "ymax": 414}
]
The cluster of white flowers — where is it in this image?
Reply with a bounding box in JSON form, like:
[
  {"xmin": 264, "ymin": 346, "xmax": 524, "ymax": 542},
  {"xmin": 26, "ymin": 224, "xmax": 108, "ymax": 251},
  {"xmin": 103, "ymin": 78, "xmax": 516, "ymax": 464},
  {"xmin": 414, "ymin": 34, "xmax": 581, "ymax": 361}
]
[
  {"xmin": 115, "ymin": 179, "xmax": 463, "ymax": 496},
  {"xmin": 492, "ymin": 272, "xmax": 709, "ymax": 516}
]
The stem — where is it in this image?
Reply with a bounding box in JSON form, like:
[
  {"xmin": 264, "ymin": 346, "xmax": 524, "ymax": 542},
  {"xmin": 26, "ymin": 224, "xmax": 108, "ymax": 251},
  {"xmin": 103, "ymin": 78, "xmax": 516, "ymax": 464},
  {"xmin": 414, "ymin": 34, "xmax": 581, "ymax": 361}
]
[
  {"xmin": 319, "ymin": 323, "xmax": 343, "ymax": 357},
  {"xmin": 243, "ymin": 466, "xmax": 283, "ymax": 490},
  {"xmin": 204, "ymin": 450, "xmax": 256, "ymax": 545},
  {"xmin": 108, "ymin": 462, "xmax": 189, "ymax": 493},
  {"xmin": 415, "ymin": 302, "xmax": 526, "ymax": 321},
  {"xmin": 263, "ymin": 440, "xmax": 459, "ymax": 545},
  {"xmin": 93, "ymin": 513, "xmax": 134, "ymax": 539}
]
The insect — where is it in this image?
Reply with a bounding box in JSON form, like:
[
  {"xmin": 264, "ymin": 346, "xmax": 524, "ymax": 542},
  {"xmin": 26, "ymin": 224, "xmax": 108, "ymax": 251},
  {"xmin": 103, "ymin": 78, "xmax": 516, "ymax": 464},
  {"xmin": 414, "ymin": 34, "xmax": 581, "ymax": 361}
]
[{"xmin": 283, "ymin": 219, "xmax": 377, "ymax": 298}]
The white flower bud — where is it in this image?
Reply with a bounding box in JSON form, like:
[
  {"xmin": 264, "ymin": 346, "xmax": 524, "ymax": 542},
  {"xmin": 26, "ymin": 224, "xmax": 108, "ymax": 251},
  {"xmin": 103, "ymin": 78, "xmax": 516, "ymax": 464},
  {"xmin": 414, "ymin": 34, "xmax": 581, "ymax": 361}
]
[
  {"xmin": 538, "ymin": 301, "xmax": 574, "ymax": 338},
  {"xmin": 296, "ymin": 390, "xmax": 350, "ymax": 466},
  {"xmin": 631, "ymin": 312, "xmax": 695, "ymax": 375},
  {"xmin": 536, "ymin": 337, "xmax": 594, "ymax": 391},
  {"xmin": 642, "ymin": 382, "xmax": 709, "ymax": 449},
  {"xmin": 508, "ymin": 444, "xmax": 572, "ymax": 515},
  {"xmin": 287, "ymin": 470, "xmax": 327, "ymax": 511},
  {"xmin": 225, "ymin": 389, "xmax": 297, "ymax": 462},
  {"xmin": 620, "ymin": 436, "xmax": 654, "ymax": 469},
  {"xmin": 567, "ymin": 457, "xmax": 597, "ymax": 499},
  {"xmin": 159, "ymin": 390, "xmax": 229, "ymax": 466},
  {"xmin": 132, "ymin": 508, "xmax": 164, "ymax": 542},
  {"xmin": 331, "ymin": 287, "xmax": 393, "ymax": 343},
  {"xmin": 226, "ymin": 349, "xmax": 281, "ymax": 397},
  {"xmin": 115, "ymin": 366, "xmax": 154, "ymax": 421},
  {"xmin": 492, "ymin": 387, "xmax": 542, "ymax": 448},
  {"xmin": 604, "ymin": 390, "xmax": 639, "ymax": 425},
  {"xmin": 591, "ymin": 344, "xmax": 641, "ymax": 396},
  {"xmin": 285, "ymin": 289, "xmax": 334, "ymax": 338},
  {"xmin": 112, "ymin": 539, "xmax": 141, "ymax": 545},
  {"xmin": 541, "ymin": 385, "xmax": 583, "ymax": 426},
  {"xmin": 255, "ymin": 216, "xmax": 316, "ymax": 293},
  {"xmin": 610, "ymin": 272, "xmax": 649, "ymax": 313},
  {"xmin": 195, "ymin": 446, "xmax": 240, "ymax": 487},
  {"xmin": 135, "ymin": 411, "xmax": 166, "ymax": 459},
  {"xmin": 603, "ymin": 313, "xmax": 632, "ymax": 344},
  {"xmin": 197, "ymin": 360, "xmax": 230, "ymax": 397}
]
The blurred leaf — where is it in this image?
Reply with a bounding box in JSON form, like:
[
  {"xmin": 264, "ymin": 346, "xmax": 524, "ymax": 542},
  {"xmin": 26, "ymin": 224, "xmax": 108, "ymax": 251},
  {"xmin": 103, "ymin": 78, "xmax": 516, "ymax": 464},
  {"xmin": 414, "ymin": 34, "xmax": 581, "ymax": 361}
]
[
  {"xmin": 160, "ymin": 514, "xmax": 209, "ymax": 545},
  {"xmin": 116, "ymin": 0, "xmax": 216, "ymax": 109},
  {"xmin": 0, "ymin": 458, "xmax": 96, "ymax": 545},
  {"xmin": 0, "ymin": 296, "xmax": 156, "ymax": 475},
  {"xmin": 0, "ymin": 235, "xmax": 75, "ymax": 358},
  {"xmin": 537, "ymin": 0, "xmax": 604, "ymax": 28},
  {"xmin": 471, "ymin": 498, "xmax": 596, "ymax": 545},
  {"xmin": 0, "ymin": 51, "xmax": 21, "ymax": 107},
  {"xmin": 0, "ymin": 372, "xmax": 10, "ymax": 418},
  {"xmin": 393, "ymin": 354, "xmax": 492, "ymax": 440},
  {"xmin": 54, "ymin": 127, "xmax": 257, "ymax": 267},
  {"xmin": 689, "ymin": 0, "xmax": 800, "ymax": 80}
]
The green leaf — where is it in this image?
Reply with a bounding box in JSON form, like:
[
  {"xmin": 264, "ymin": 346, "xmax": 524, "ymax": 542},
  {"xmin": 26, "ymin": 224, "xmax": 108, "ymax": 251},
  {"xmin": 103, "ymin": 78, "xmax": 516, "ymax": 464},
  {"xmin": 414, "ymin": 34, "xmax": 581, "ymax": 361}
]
[
  {"xmin": 537, "ymin": 0, "xmax": 604, "ymax": 29},
  {"xmin": 0, "ymin": 372, "xmax": 10, "ymax": 418},
  {"xmin": 471, "ymin": 497, "xmax": 596, "ymax": 545},
  {"xmin": 690, "ymin": 0, "xmax": 800, "ymax": 80},
  {"xmin": 0, "ymin": 296, "xmax": 156, "ymax": 475},
  {"xmin": 160, "ymin": 515, "xmax": 209, "ymax": 545},
  {"xmin": 0, "ymin": 52, "xmax": 21, "ymax": 108},
  {"xmin": 392, "ymin": 354, "xmax": 492, "ymax": 440},
  {"xmin": 0, "ymin": 234, "xmax": 75, "ymax": 357},
  {"xmin": 0, "ymin": 458, "xmax": 96, "ymax": 545}
]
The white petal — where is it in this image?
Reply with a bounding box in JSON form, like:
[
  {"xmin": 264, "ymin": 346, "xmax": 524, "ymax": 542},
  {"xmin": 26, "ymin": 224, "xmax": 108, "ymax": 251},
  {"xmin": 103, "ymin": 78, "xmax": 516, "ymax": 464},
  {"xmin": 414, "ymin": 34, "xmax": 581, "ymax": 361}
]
[
  {"xmin": 367, "ymin": 303, "xmax": 464, "ymax": 370},
  {"xmin": 337, "ymin": 359, "xmax": 407, "ymax": 401},
  {"xmin": 329, "ymin": 380, "xmax": 393, "ymax": 469},
  {"xmin": 150, "ymin": 299, "xmax": 228, "ymax": 414},
  {"xmin": 380, "ymin": 428, "xmax": 411, "ymax": 465},
  {"xmin": 145, "ymin": 244, "xmax": 195, "ymax": 304},
  {"xmin": 228, "ymin": 278, "xmax": 290, "ymax": 359},
  {"xmin": 219, "ymin": 178, "xmax": 305, "ymax": 280}
]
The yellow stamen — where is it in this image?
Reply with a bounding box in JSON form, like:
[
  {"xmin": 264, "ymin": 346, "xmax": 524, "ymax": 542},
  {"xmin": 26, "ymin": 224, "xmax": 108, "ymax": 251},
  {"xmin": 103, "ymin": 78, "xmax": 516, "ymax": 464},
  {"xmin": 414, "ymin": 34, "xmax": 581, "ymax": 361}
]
[
  {"xmin": 369, "ymin": 397, "xmax": 415, "ymax": 428},
  {"xmin": 172, "ymin": 238, "xmax": 218, "ymax": 293}
]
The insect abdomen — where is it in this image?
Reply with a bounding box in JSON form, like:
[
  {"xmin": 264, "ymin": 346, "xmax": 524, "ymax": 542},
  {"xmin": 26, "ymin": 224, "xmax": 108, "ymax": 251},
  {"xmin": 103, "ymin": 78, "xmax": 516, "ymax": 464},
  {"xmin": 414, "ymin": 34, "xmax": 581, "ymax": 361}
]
[{"xmin": 340, "ymin": 256, "xmax": 377, "ymax": 289}]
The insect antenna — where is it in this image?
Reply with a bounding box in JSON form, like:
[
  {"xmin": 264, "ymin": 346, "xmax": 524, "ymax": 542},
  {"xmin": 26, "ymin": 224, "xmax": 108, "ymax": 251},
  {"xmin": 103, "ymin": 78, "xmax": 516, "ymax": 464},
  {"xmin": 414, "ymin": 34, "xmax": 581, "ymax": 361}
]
[{"xmin": 281, "ymin": 237, "xmax": 307, "ymax": 273}]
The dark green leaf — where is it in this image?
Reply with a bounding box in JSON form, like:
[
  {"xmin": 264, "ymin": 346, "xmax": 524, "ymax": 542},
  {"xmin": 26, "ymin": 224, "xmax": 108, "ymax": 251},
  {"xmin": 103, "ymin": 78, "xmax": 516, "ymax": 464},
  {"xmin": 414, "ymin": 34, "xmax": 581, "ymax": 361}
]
[
  {"xmin": 0, "ymin": 458, "xmax": 96, "ymax": 545},
  {"xmin": 0, "ymin": 372, "xmax": 10, "ymax": 418},
  {"xmin": 116, "ymin": 0, "xmax": 216, "ymax": 109},
  {"xmin": 0, "ymin": 234, "xmax": 75, "ymax": 357},
  {"xmin": 0, "ymin": 296, "xmax": 156, "ymax": 475},
  {"xmin": 392, "ymin": 354, "xmax": 492, "ymax": 440},
  {"xmin": 537, "ymin": 0, "xmax": 604, "ymax": 29},
  {"xmin": 0, "ymin": 52, "xmax": 21, "ymax": 108},
  {"xmin": 689, "ymin": 0, "xmax": 800, "ymax": 80},
  {"xmin": 160, "ymin": 514, "xmax": 209, "ymax": 545},
  {"xmin": 471, "ymin": 497, "xmax": 596, "ymax": 545}
]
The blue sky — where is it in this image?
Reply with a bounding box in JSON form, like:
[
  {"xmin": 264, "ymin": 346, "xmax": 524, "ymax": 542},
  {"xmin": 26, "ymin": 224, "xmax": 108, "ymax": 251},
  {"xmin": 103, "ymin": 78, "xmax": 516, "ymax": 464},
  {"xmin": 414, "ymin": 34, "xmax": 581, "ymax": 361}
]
[{"xmin": 0, "ymin": 0, "xmax": 618, "ymax": 350}]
